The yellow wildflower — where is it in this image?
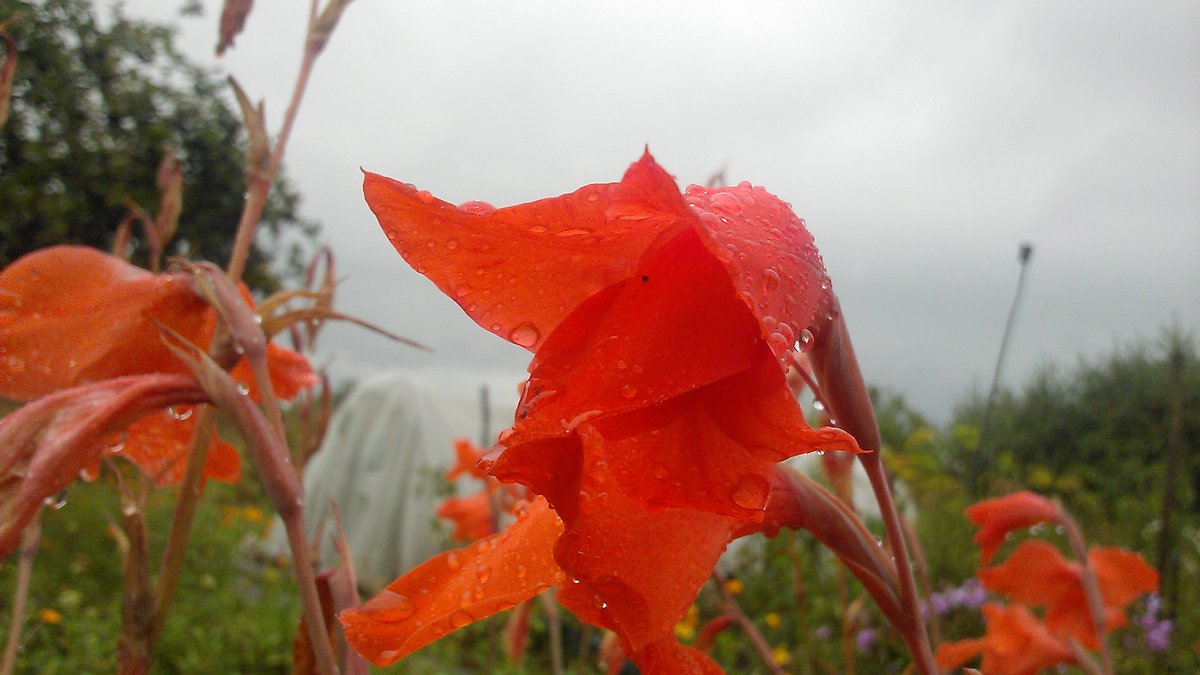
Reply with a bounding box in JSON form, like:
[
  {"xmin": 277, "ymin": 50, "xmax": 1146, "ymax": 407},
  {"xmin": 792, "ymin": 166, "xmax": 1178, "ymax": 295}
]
[
  {"xmin": 764, "ymin": 612, "xmax": 782, "ymax": 629},
  {"xmin": 37, "ymin": 608, "xmax": 62, "ymax": 625},
  {"xmin": 723, "ymin": 577, "xmax": 743, "ymax": 595},
  {"xmin": 772, "ymin": 645, "xmax": 792, "ymax": 666}
]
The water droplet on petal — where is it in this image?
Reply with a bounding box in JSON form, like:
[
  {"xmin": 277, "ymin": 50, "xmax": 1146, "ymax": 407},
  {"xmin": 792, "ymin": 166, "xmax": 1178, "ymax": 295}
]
[
  {"xmin": 620, "ymin": 384, "xmax": 637, "ymax": 399},
  {"xmin": 416, "ymin": 190, "xmax": 435, "ymax": 204},
  {"xmin": 509, "ymin": 322, "xmax": 540, "ymax": 348},
  {"xmin": 731, "ymin": 474, "xmax": 771, "ymax": 511},
  {"xmin": 795, "ymin": 328, "xmax": 814, "ymax": 353},
  {"xmin": 371, "ymin": 593, "xmax": 417, "ymax": 623},
  {"xmin": 44, "ymin": 491, "xmax": 68, "ymax": 510},
  {"xmin": 762, "ymin": 268, "xmax": 780, "ymax": 292},
  {"xmin": 446, "ymin": 551, "xmax": 462, "ymax": 570},
  {"xmin": 458, "ymin": 200, "xmax": 495, "ymax": 215}
]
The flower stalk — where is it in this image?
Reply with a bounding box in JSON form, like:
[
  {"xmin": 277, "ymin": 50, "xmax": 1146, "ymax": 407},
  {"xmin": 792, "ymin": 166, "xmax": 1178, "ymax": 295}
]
[{"xmin": 809, "ymin": 304, "xmax": 936, "ymax": 674}]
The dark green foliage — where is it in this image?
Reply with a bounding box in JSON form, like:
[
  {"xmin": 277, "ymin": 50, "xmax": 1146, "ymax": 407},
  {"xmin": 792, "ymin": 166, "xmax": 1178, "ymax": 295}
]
[{"xmin": 0, "ymin": 0, "xmax": 316, "ymax": 290}]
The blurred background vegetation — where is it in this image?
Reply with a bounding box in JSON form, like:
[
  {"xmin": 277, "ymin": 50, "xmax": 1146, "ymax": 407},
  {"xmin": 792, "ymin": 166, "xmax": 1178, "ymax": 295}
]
[
  {"xmin": 1, "ymin": 329, "xmax": 1194, "ymax": 673},
  {"xmin": 1, "ymin": 0, "xmax": 1195, "ymax": 672},
  {"xmin": 0, "ymin": 0, "xmax": 318, "ymax": 292}
]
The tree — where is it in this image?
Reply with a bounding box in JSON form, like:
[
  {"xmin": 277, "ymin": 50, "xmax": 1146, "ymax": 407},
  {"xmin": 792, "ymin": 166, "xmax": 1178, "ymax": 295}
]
[
  {"xmin": 0, "ymin": 0, "xmax": 316, "ymax": 290},
  {"xmin": 949, "ymin": 327, "xmax": 1199, "ymax": 547}
]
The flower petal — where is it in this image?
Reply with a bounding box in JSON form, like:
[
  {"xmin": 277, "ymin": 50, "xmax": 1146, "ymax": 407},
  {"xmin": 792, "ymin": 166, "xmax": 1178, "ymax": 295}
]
[
  {"xmin": 340, "ymin": 496, "xmax": 565, "ymax": 666},
  {"xmin": 116, "ymin": 407, "xmax": 241, "ymax": 486},
  {"xmin": 977, "ymin": 603, "xmax": 1075, "ymax": 675},
  {"xmin": 634, "ymin": 636, "xmax": 725, "ymax": 675},
  {"xmin": 684, "ymin": 183, "xmax": 832, "ymax": 367},
  {"xmin": 501, "ymin": 227, "xmax": 764, "ymax": 447},
  {"xmin": 965, "ymin": 491, "xmax": 1061, "ymax": 564},
  {"xmin": 436, "ymin": 492, "xmax": 495, "ymax": 542},
  {"xmin": 363, "ymin": 151, "xmax": 692, "ymax": 351},
  {"xmin": 230, "ymin": 342, "xmax": 318, "ymax": 402},
  {"xmin": 977, "ymin": 539, "xmax": 1079, "ymax": 609},
  {"xmin": 0, "ymin": 246, "xmax": 208, "ymax": 399},
  {"xmin": 1089, "ymin": 546, "xmax": 1158, "ymax": 609},
  {"xmin": 0, "ymin": 374, "xmax": 210, "ymax": 556},
  {"xmin": 934, "ymin": 637, "xmax": 985, "ymax": 673},
  {"xmin": 552, "ymin": 427, "xmax": 735, "ymax": 654}
]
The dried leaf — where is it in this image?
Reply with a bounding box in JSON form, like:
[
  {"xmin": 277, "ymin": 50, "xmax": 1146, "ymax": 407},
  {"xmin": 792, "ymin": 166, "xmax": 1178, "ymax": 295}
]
[
  {"xmin": 228, "ymin": 76, "xmax": 270, "ymax": 182},
  {"xmin": 308, "ymin": 0, "xmax": 354, "ymax": 56},
  {"xmin": 216, "ymin": 0, "xmax": 254, "ymax": 56},
  {"xmin": 154, "ymin": 149, "xmax": 184, "ymax": 245}
]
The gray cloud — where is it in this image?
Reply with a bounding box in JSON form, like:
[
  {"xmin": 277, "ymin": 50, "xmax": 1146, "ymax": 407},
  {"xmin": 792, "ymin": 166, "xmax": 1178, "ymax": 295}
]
[{"xmin": 118, "ymin": 0, "xmax": 1199, "ymax": 423}]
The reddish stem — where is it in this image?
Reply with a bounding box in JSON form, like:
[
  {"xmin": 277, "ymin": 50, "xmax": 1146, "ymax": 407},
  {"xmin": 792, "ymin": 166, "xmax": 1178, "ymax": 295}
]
[
  {"xmin": 1059, "ymin": 512, "xmax": 1113, "ymax": 675},
  {"xmin": 809, "ymin": 303, "xmax": 935, "ymax": 674},
  {"xmin": 0, "ymin": 515, "xmax": 40, "ymax": 675}
]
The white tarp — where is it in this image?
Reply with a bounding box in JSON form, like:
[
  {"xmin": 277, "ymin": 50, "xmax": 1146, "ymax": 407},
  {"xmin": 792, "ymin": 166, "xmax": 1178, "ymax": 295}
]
[{"xmin": 298, "ymin": 369, "xmax": 518, "ymax": 590}]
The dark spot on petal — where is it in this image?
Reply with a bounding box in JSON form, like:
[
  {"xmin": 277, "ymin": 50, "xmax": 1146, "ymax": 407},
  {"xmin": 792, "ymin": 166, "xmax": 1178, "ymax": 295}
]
[{"xmin": 641, "ymin": 275, "xmax": 649, "ymax": 282}]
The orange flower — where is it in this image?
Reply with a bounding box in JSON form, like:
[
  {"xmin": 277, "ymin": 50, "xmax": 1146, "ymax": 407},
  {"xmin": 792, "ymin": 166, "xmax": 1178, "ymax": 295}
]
[
  {"xmin": 979, "ymin": 539, "xmax": 1158, "ymax": 650},
  {"xmin": 445, "ymin": 438, "xmax": 488, "ymax": 482},
  {"xmin": 342, "ymin": 152, "xmax": 860, "ymax": 672},
  {"xmin": 965, "ymin": 490, "xmax": 1061, "ymax": 564},
  {"xmin": 0, "ymin": 245, "xmax": 316, "ymax": 485},
  {"xmin": 935, "ymin": 603, "xmax": 1075, "ymax": 675},
  {"xmin": 436, "ymin": 492, "xmax": 494, "ymax": 542}
]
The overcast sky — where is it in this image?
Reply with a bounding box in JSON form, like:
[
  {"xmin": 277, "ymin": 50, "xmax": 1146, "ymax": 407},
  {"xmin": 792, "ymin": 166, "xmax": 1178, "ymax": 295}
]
[{"xmin": 116, "ymin": 0, "xmax": 1199, "ymax": 423}]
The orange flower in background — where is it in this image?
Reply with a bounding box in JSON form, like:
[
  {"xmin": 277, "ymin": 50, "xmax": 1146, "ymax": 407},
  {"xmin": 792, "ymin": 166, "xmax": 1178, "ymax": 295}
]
[
  {"xmin": 445, "ymin": 437, "xmax": 488, "ymax": 482},
  {"xmin": 342, "ymin": 151, "xmax": 860, "ymax": 672},
  {"xmin": 965, "ymin": 490, "xmax": 1061, "ymax": 564},
  {"xmin": 436, "ymin": 492, "xmax": 494, "ymax": 542},
  {"xmin": 0, "ymin": 245, "xmax": 316, "ymax": 485},
  {"xmin": 978, "ymin": 539, "xmax": 1158, "ymax": 650},
  {"xmin": 935, "ymin": 603, "xmax": 1076, "ymax": 675}
]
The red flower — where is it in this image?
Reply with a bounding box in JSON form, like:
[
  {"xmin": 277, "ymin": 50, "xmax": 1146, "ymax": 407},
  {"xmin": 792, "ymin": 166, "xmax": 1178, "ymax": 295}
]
[
  {"xmin": 935, "ymin": 603, "xmax": 1076, "ymax": 675},
  {"xmin": 978, "ymin": 539, "xmax": 1158, "ymax": 650},
  {"xmin": 965, "ymin": 490, "xmax": 1061, "ymax": 564},
  {"xmin": 0, "ymin": 245, "xmax": 316, "ymax": 485},
  {"xmin": 342, "ymin": 151, "xmax": 859, "ymax": 672},
  {"xmin": 436, "ymin": 492, "xmax": 495, "ymax": 542},
  {"xmin": 445, "ymin": 438, "xmax": 488, "ymax": 482}
]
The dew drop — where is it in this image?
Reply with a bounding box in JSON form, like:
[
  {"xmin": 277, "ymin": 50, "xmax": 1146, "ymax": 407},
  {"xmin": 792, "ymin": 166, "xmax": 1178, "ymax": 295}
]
[
  {"xmin": 795, "ymin": 328, "xmax": 814, "ymax": 353},
  {"xmin": 236, "ymin": 383, "xmax": 250, "ymax": 396},
  {"xmin": 768, "ymin": 332, "xmax": 789, "ymax": 354},
  {"xmin": 168, "ymin": 405, "xmax": 193, "ymax": 421},
  {"xmin": 555, "ymin": 228, "xmax": 591, "ymax": 237},
  {"xmin": 458, "ymin": 200, "xmax": 495, "ymax": 215},
  {"xmin": 44, "ymin": 491, "xmax": 68, "ymax": 510},
  {"xmin": 762, "ymin": 268, "xmax": 780, "ymax": 292},
  {"xmin": 509, "ymin": 322, "xmax": 540, "ymax": 348},
  {"xmin": 731, "ymin": 474, "xmax": 771, "ymax": 511},
  {"xmin": 416, "ymin": 190, "xmax": 435, "ymax": 204},
  {"xmin": 372, "ymin": 594, "xmax": 417, "ymax": 623},
  {"xmin": 813, "ymin": 399, "xmax": 825, "ymax": 412},
  {"xmin": 620, "ymin": 384, "xmax": 637, "ymax": 399},
  {"xmin": 446, "ymin": 551, "xmax": 462, "ymax": 570}
]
